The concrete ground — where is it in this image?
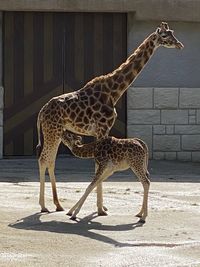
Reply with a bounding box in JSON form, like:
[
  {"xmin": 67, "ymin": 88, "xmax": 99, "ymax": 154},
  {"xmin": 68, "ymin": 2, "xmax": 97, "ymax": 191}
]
[{"xmin": 0, "ymin": 156, "xmax": 200, "ymax": 267}]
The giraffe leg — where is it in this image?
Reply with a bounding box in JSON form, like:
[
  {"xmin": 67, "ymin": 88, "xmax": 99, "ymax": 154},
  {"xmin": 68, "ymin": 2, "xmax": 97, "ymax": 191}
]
[
  {"xmin": 95, "ymin": 163, "xmax": 108, "ymax": 215},
  {"xmin": 95, "ymin": 129, "xmax": 111, "ymax": 215},
  {"xmin": 97, "ymin": 182, "xmax": 108, "ymax": 216},
  {"xmin": 131, "ymin": 166, "xmax": 150, "ymax": 223},
  {"xmin": 46, "ymin": 137, "xmax": 64, "ymax": 212},
  {"xmin": 138, "ymin": 179, "xmax": 150, "ymax": 223},
  {"xmin": 48, "ymin": 163, "xmax": 64, "ymax": 211},
  {"xmin": 38, "ymin": 126, "xmax": 63, "ymax": 212},
  {"xmin": 68, "ymin": 178, "xmax": 104, "ymax": 220},
  {"xmin": 38, "ymin": 159, "xmax": 49, "ymax": 212},
  {"xmin": 135, "ymin": 180, "xmax": 150, "ymax": 218},
  {"xmin": 67, "ymin": 164, "xmax": 111, "ymax": 219}
]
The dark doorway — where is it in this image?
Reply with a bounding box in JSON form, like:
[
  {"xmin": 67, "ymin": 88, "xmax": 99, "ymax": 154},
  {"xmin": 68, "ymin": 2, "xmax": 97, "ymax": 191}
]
[{"xmin": 3, "ymin": 12, "xmax": 127, "ymax": 156}]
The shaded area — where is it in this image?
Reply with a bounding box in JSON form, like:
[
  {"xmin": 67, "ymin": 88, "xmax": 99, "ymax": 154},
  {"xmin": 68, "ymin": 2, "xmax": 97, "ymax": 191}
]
[
  {"xmin": 9, "ymin": 212, "xmax": 191, "ymax": 248},
  {"xmin": 0, "ymin": 157, "xmax": 200, "ymax": 183},
  {"xmin": 9, "ymin": 212, "xmax": 144, "ymax": 248}
]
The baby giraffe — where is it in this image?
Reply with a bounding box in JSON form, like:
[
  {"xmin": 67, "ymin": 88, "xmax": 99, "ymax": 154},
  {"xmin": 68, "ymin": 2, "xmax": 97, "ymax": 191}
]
[{"xmin": 61, "ymin": 131, "xmax": 150, "ymax": 223}]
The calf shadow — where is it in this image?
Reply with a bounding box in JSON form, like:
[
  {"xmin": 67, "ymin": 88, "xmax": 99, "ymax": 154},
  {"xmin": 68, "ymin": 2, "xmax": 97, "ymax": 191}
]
[{"xmin": 9, "ymin": 212, "xmax": 144, "ymax": 247}]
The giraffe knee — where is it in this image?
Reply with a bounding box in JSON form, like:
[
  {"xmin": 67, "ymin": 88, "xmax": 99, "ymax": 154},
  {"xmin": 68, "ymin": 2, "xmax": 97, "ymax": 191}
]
[
  {"xmin": 146, "ymin": 171, "xmax": 150, "ymax": 179},
  {"xmin": 144, "ymin": 178, "xmax": 150, "ymax": 187},
  {"xmin": 141, "ymin": 176, "xmax": 150, "ymax": 188},
  {"xmin": 38, "ymin": 155, "xmax": 47, "ymax": 166}
]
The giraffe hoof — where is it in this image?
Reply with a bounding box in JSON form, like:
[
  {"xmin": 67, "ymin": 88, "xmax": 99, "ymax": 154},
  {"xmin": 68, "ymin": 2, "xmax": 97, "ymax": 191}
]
[
  {"xmin": 56, "ymin": 206, "xmax": 64, "ymax": 212},
  {"xmin": 98, "ymin": 210, "xmax": 108, "ymax": 216},
  {"xmin": 66, "ymin": 211, "xmax": 73, "ymax": 216},
  {"xmin": 41, "ymin": 207, "xmax": 50, "ymax": 213},
  {"xmin": 103, "ymin": 205, "xmax": 108, "ymax": 211},
  {"xmin": 138, "ymin": 218, "xmax": 146, "ymax": 224},
  {"xmin": 70, "ymin": 216, "xmax": 77, "ymax": 221}
]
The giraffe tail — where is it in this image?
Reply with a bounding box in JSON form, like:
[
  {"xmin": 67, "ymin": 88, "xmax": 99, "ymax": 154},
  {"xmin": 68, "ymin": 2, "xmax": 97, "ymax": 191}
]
[{"xmin": 36, "ymin": 112, "xmax": 43, "ymax": 159}]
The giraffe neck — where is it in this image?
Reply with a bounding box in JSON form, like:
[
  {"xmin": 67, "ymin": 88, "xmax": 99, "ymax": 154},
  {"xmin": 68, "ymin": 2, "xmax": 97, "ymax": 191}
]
[
  {"xmin": 69, "ymin": 142, "xmax": 95, "ymax": 159},
  {"xmin": 107, "ymin": 33, "xmax": 158, "ymax": 104}
]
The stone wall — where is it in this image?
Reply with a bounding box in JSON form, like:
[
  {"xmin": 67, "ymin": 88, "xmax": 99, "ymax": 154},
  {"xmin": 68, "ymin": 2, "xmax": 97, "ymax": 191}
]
[
  {"xmin": 127, "ymin": 87, "xmax": 200, "ymax": 162},
  {"xmin": 127, "ymin": 19, "xmax": 200, "ymax": 88}
]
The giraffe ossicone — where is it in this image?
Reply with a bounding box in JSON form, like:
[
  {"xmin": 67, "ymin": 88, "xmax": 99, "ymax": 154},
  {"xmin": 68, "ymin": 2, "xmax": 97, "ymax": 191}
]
[{"xmin": 37, "ymin": 22, "xmax": 183, "ymax": 213}]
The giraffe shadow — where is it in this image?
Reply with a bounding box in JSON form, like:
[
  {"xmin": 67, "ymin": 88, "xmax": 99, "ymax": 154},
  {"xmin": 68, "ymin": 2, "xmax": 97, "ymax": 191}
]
[{"xmin": 8, "ymin": 212, "xmax": 144, "ymax": 247}]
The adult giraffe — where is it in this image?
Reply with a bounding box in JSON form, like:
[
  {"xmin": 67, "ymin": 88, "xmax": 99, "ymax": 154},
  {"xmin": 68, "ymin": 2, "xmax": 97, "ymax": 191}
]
[{"xmin": 37, "ymin": 22, "xmax": 183, "ymax": 213}]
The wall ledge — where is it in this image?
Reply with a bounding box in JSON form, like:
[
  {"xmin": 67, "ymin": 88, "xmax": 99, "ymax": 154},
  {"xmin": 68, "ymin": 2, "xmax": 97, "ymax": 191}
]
[{"xmin": 0, "ymin": 0, "xmax": 200, "ymax": 22}]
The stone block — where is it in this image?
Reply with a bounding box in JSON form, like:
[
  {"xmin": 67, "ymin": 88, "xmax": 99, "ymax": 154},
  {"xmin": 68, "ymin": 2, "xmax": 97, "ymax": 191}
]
[
  {"xmin": 127, "ymin": 125, "xmax": 152, "ymax": 158},
  {"xmin": 180, "ymin": 88, "xmax": 200, "ymax": 108},
  {"xmin": 175, "ymin": 125, "xmax": 200, "ymax": 134},
  {"xmin": 153, "ymin": 152, "xmax": 165, "ymax": 160},
  {"xmin": 127, "ymin": 125, "xmax": 152, "ymax": 139},
  {"xmin": 166, "ymin": 125, "xmax": 174, "ymax": 134},
  {"xmin": 189, "ymin": 115, "xmax": 196, "ymax": 124},
  {"xmin": 177, "ymin": 152, "xmax": 192, "ymax": 162},
  {"xmin": 153, "ymin": 135, "xmax": 180, "ymax": 151},
  {"xmin": 154, "ymin": 88, "xmax": 179, "ymax": 109},
  {"xmin": 127, "ymin": 87, "xmax": 153, "ymax": 109},
  {"xmin": 161, "ymin": 110, "xmax": 188, "ymax": 124},
  {"xmin": 196, "ymin": 110, "xmax": 200, "ymax": 124},
  {"xmin": 182, "ymin": 135, "xmax": 200, "ymax": 151},
  {"xmin": 0, "ymin": 111, "xmax": 2, "ymax": 126},
  {"xmin": 153, "ymin": 125, "xmax": 165, "ymax": 134},
  {"xmin": 0, "ymin": 86, "xmax": 3, "ymax": 109},
  {"xmin": 189, "ymin": 109, "xmax": 196, "ymax": 116},
  {"xmin": 165, "ymin": 152, "xmax": 177, "ymax": 160},
  {"xmin": 128, "ymin": 110, "xmax": 160, "ymax": 124},
  {"xmin": 192, "ymin": 152, "xmax": 200, "ymax": 162}
]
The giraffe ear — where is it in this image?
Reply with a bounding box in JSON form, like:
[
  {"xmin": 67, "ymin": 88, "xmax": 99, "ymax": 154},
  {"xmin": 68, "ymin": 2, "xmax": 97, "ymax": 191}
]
[
  {"xmin": 77, "ymin": 136, "xmax": 82, "ymax": 143},
  {"xmin": 156, "ymin": 27, "xmax": 161, "ymax": 34},
  {"xmin": 75, "ymin": 136, "xmax": 82, "ymax": 145}
]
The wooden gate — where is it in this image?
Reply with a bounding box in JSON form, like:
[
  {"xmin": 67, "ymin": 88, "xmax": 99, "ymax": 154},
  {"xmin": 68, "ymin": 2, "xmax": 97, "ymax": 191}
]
[{"xmin": 3, "ymin": 12, "xmax": 127, "ymax": 156}]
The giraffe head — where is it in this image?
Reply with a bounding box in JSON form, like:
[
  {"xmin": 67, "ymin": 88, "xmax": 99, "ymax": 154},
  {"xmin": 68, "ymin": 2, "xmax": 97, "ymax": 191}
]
[
  {"xmin": 155, "ymin": 22, "xmax": 184, "ymax": 49},
  {"xmin": 62, "ymin": 130, "xmax": 82, "ymax": 148}
]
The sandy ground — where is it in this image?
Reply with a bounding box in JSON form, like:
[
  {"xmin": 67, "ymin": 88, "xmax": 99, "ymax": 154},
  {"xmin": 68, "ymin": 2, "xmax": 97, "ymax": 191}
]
[{"xmin": 0, "ymin": 157, "xmax": 200, "ymax": 267}]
